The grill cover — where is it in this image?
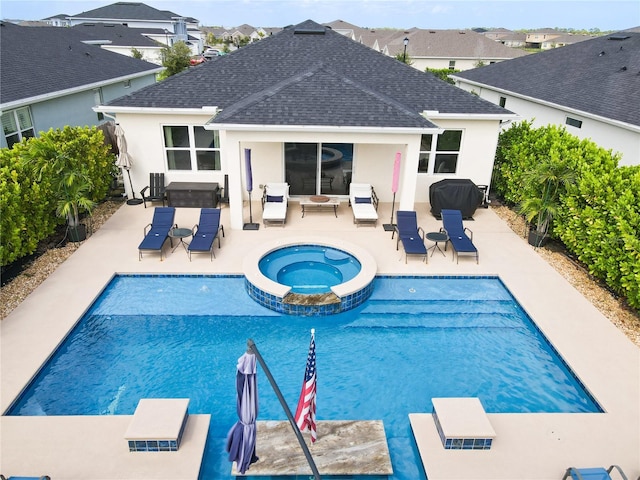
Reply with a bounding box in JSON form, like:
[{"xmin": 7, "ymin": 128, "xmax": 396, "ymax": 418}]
[{"xmin": 429, "ymin": 179, "xmax": 483, "ymax": 219}]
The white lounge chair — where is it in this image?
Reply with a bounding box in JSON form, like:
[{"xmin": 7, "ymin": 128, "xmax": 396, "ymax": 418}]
[
  {"xmin": 261, "ymin": 183, "xmax": 289, "ymax": 226},
  {"xmin": 349, "ymin": 183, "xmax": 379, "ymax": 227}
]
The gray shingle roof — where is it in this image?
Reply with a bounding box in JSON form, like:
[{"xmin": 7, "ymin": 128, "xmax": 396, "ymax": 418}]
[
  {"xmin": 72, "ymin": 23, "xmax": 160, "ymax": 47},
  {"xmin": 107, "ymin": 20, "xmax": 509, "ymax": 128},
  {"xmin": 70, "ymin": 2, "xmax": 197, "ymax": 23},
  {"xmin": 453, "ymin": 30, "xmax": 640, "ymax": 127},
  {"xmin": 0, "ymin": 22, "xmax": 160, "ymax": 106}
]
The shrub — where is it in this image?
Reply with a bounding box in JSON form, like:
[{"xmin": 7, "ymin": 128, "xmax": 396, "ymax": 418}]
[{"xmin": 494, "ymin": 122, "xmax": 639, "ymax": 310}]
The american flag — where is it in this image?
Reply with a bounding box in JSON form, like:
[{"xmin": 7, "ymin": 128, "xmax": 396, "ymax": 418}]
[{"xmin": 294, "ymin": 329, "xmax": 317, "ymax": 443}]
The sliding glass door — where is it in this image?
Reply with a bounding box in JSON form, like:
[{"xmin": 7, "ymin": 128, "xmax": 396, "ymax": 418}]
[{"xmin": 285, "ymin": 142, "xmax": 353, "ymax": 196}]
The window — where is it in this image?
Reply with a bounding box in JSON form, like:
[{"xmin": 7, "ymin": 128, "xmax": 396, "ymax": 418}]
[
  {"xmin": 124, "ymin": 80, "xmax": 131, "ymax": 88},
  {"xmin": 418, "ymin": 130, "xmax": 462, "ymax": 174},
  {"xmin": 93, "ymin": 88, "xmax": 104, "ymax": 121},
  {"xmin": 448, "ymin": 60, "xmax": 456, "ymax": 70},
  {"xmin": 163, "ymin": 126, "xmax": 221, "ymax": 171},
  {"xmin": 565, "ymin": 117, "xmax": 583, "ymax": 129},
  {"xmin": 417, "ymin": 134, "xmax": 433, "ymax": 173},
  {"xmin": 499, "ymin": 96, "xmax": 507, "ymax": 108},
  {"xmin": 2, "ymin": 107, "xmax": 35, "ymax": 148}
]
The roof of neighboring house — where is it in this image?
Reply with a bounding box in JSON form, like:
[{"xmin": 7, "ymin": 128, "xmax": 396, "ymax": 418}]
[
  {"xmin": 453, "ymin": 30, "xmax": 640, "ymax": 128},
  {"xmin": 0, "ymin": 22, "xmax": 161, "ymax": 106},
  {"xmin": 389, "ymin": 29, "xmax": 530, "ymax": 59},
  {"xmin": 72, "ymin": 23, "xmax": 161, "ymax": 47},
  {"xmin": 69, "ymin": 2, "xmax": 198, "ymax": 24},
  {"xmin": 106, "ymin": 20, "xmax": 510, "ymax": 129}
]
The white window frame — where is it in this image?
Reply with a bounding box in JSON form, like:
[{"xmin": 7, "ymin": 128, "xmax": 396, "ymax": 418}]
[
  {"xmin": 418, "ymin": 129, "xmax": 464, "ymax": 175},
  {"xmin": 2, "ymin": 107, "xmax": 35, "ymax": 148},
  {"xmin": 162, "ymin": 125, "xmax": 221, "ymax": 171}
]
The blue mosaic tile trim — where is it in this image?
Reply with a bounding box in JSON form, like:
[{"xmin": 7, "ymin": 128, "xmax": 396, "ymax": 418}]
[
  {"xmin": 432, "ymin": 410, "xmax": 493, "ymax": 450},
  {"xmin": 128, "ymin": 439, "xmax": 179, "ymax": 452},
  {"xmin": 244, "ymin": 277, "xmax": 373, "ymax": 316},
  {"xmin": 128, "ymin": 412, "xmax": 188, "ymax": 452}
]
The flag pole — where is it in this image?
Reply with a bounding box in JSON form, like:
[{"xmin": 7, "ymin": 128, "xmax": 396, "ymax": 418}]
[{"xmin": 246, "ymin": 339, "xmax": 321, "ymax": 480}]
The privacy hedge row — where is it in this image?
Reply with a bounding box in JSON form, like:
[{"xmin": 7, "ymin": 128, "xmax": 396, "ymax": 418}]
[
  {"xmin": 0, "ymin": 126, "xmax": 115, "ymax": 266},
  {"xmin": 494, "ymin": 121, "xmax": 640, "ymax": 311}
]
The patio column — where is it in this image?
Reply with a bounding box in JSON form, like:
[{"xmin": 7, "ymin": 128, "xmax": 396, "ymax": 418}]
[
  {"xmin": 221, "ymin": 131, "xmax": 245, "ymax": 230},
  {"xmin": 398, "ymin": 137, "xmax": 421, "ymax": 209}
]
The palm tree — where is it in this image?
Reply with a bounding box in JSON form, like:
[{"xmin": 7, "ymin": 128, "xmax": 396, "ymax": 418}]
[{"xmin": 519, "ymin": 158, "xmax": 576, "ymax": 247}]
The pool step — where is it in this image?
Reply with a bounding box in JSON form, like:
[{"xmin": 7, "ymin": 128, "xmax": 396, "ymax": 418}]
[
  {"xmin": 361, "ymin": 299, "xmax": 518, "ymax": 315},
  {"xmin": 345, "ymin": 312, "xmax": 526, "ymax": 329}
]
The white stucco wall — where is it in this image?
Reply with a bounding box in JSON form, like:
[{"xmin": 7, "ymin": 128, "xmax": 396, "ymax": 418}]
[
  {"xmin": 110, "ymin": 112, "xmax": 500, "ymax": 229},
  {"xmin": 415, "ymin": 118, "xmax": 501, "ymax": 203},
  {"xmin": 411, "ymin": 58, "xmax": 497, "ymax": 72},
  {"xmin": 455, "ymin": 81, "xmax": 639, "ymax": 167}
]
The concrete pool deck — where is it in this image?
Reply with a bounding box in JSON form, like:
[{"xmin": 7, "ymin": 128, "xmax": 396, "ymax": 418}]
[{"xmin": 1, "ymin": 200, "xmax": 639, "ymax": 479}]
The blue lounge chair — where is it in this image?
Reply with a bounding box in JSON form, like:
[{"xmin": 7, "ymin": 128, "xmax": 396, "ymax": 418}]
[
  {"xmin": 188, "ymin": 208, "xmax": 224, "ymax": 261},
  {"xmin": 562, "ymin": 465, "xmax": 628, "ymax": 480},
  {"xmin": 440, "ymin": 209, "xmax": 478, "ymax": 264},
  {"xmin": 138, "ymin": 207, "xmax": 176, "ymax": 261},
  {"xmin": 394, "ymin": 210, "xmax": 428, "ymax": 264}
]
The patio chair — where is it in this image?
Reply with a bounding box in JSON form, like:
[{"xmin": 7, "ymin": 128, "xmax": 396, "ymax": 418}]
[
  {"xmin": 138, "ymin": 207, "xmax": 176, "ymax": 261},
  {"xmin": 188, "ymin": 208, "xmax": 224, "ymax": 261},
  {"xmin": 140, "ymin": 172, "xmax": 167, "ymax": 208},
  {"xmin": 349, "ymin": 183, "xmax": 379, "ymax": 227},
  {"xmin": 440, "ymin": 209, "xmax": 478, "ymax": 264},
  {"xmin": 261, "ymin": 183, "xmax": 289, "ymax": 226},
  {"xmin": 394, "ymin": 210, "xmax": 428, "ymax": 264},
  {"xmin": 562, "ymin": 465, "xmax": 628, "ymax": 480}
]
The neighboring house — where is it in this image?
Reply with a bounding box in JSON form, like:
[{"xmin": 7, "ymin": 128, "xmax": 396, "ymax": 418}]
[
  {"xmin": 0, "ymin": 22, "xmax": 162, "ymax": 149},
  {"xmin": 97, "ymin": 20, "xmax": 516, "ymax": 230},
  {"xmin": 42, "ymin": 14, "xmax": 71, "ymax": 27},
  {"xmin": 382, "ymin": 29, "xmax": 529, "ymax": 71},
  {"xmin": 73, "ymin": 23, "xmax": 176, "ymax": 65},
  {"xmin": 451, "ymin": 29, "xmax": 640, "ymax": 167},
  {"xmin": 324, "ymin": 21, "xmax": 528, "ymax": 71},
  {"xmin": 525, "ymin": 29, "xmax": 597, "ymax": 49},
  {"xmin": 67, "ymin": 2, "xmax": 204, "ymax": 54}
]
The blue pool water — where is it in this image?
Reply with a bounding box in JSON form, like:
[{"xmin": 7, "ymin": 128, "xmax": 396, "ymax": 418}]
[
  {"xmin": 259, "ymin": 245, "xmax": 361, "ymax": 294},
  {"xmin": 7, "ymin": 275, "xmax": 600, "ymax": 480}
]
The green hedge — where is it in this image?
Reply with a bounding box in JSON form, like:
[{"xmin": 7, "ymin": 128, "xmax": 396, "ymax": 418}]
[
  {"xmin": 1, "ymin": 126, "xmax": 116, "ymax": 266},
  {"xmin": 494, "ymin": 121, "xmax": 640, "ymax": 311}
]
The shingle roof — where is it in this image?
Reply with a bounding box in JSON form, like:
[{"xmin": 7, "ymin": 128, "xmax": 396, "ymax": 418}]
[
  {"xmin": 70, "ymin": 2, "xmax": 197, "ymax": 23},
  {"xmin": 453, "ymin": 30, "xmax": 640, "ymax": 127},
  {"xmin": 72, "ymin": 23, "xmax": 161, "ymax": 47},
  {"xmin": 107, "ymin": 20, "xmax": 508, "ymax": 128},
  {"xmin": 395, "ymin": 29, "xmax": 530, "ymax": 59},
  {"xmin": 0, "ymin": 22, "xmax": 160, "ymax": 106}
]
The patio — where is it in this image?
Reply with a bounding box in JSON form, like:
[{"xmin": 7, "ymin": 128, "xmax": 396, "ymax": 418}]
[{"xmin": 1, "ymin": 198, "xmax": 638, "ymax": 479}]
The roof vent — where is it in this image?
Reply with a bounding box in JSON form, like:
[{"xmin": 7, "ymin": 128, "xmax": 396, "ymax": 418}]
[
  {"xmin": 599, "ymin": 51, "xmax": 606, "ymax": 56},
  {"xmin": 609, "ymin": 34, "xmax": 630, "ymax": 41},
  {"xmin": 294, "ymin": 26, "xmax": 326, "ymax": 35},
  {"xmin": 619, "ymin": 66, "xmax": 627, "ymax": 71}
]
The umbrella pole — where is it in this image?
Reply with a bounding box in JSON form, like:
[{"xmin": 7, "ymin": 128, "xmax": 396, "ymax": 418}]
[
  {"xmin": 243, "ymin": 191, "xmax": 259, "ymax": 230},
  {"xmin": 247, "ymin": 339, "xmax": 321, "ymax": 480},
  {"xmin": 125, "ymin": 169, "xmax": 143, "ymax": 205},
  {"xmin": 383, "ymin": 192, "xmax": 396, "ymax": 232}
]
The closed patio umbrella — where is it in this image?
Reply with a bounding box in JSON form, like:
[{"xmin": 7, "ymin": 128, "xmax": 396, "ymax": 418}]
[
  {"xmin": 226, "ymin": 350, "xmax": 259, "ymax": 474},
  {"xmin": 114, "ymin": 124, "xmax": 142, "ymax": 205}
]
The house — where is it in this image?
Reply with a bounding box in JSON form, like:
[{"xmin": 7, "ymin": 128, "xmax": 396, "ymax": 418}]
[
  {"xmin": 42, "ymin": 14, "xmax": 71, "ymax": 27},
  {"xmin": 525, "ymin": 29, "xmax": 597, "ymax": 49},
  {"xmin": 97, "ymin": 20, "xmax": 516, "ymax": 230},
  {"xmin": 451, "ymin": 28, "xmax": 640, "ymax": 167},
  {"xmin": 0, "ymin": 22, "xmax": 162, "ymax": 149},
  {"xmin": 72, "ymin": 23, "xmax": 172, "ymax": 65},
  {"xmin": 67, "ymin": 2, "xmax": 204, "ymax": 54},
  {"xmin": 324, "ymin": 21, "xmax": 528, "ymax": 71}
]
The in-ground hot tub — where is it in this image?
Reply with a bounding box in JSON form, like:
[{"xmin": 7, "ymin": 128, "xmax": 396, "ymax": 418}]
[{"xmin": 243, "ymin": 237, "xmax": 377, "ymax": 315}]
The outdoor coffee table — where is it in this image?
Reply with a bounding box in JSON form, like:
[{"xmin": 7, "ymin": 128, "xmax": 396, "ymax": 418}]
[
  {"xmin": 300, "ymin": 195, "xmax": 340, "ymax": 218},
  {"xmin": 426, "ymin": 231, "xmax": 449, "ymax": 257},
  {"xmin": 168, "ymin": 227, "xmax": 192, "ymax": 253}
]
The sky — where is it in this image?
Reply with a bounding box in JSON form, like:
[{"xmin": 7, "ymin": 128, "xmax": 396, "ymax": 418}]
[{"xmin": 1, "ymin": 0, "xmax": 638, "ymax": 31}]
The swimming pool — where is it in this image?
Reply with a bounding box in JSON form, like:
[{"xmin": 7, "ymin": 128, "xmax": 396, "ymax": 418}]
[{"xmin": 7, "ymin": 275, "xmax": 600, "ymax": 480}]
